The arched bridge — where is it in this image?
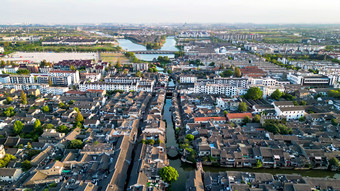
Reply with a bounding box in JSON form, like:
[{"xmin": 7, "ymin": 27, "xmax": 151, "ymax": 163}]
[{"xmin": 131, "ymin": 50, "xmax": 177, "ymax": 54}]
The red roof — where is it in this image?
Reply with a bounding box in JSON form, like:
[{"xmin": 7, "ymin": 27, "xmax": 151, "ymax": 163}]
[
  {"xmin": 66, "ymin": 90, "xmax": 86, "ymax": 95},
  {"xmin": 227, "ymin": 113, "xmax": 253, "ymax": 119},
  {"xmin": 51, "ymin": 70, "xmax": 76, "ymax": 73},
  {"xmin": 194, "ymin": 117, "xmax": 226, "ymax": 122},
  {"xmin": 87, "ymin": 89, "xmax": 104, "ymax": 92}
]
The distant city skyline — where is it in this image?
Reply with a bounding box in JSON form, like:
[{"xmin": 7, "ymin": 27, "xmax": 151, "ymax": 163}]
[{"xmin": 1, "ymin": 0, "xmax": 340, "ymax": 24}]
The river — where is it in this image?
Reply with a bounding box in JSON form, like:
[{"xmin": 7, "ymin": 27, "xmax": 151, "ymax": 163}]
[
  {"xmin": 162, "ymin": 83, "xmax": 340, "ymax": 190},
  {"xmin": 117, "ymin": 37, "xmax": 178, "ymax": 61}
]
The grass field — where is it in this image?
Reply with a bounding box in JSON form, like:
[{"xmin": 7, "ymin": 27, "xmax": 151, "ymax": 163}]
[{"xmin": 100, "ymin": 52, "xmax": 129, "ymax": 64}]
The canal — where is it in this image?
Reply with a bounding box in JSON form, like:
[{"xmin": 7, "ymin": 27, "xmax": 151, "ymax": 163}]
[
  {"xmin": 163, "ymin": 89, "xmax": 340, "ymax": 190},
  {"xmin": 117, "ymin": 37, "xmax": 178, "ymax": 61}
]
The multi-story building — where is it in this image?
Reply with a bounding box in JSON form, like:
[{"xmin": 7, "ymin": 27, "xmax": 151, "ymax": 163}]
[
  {"xmin": 9, "ymin": 75, "xmax": 34, "ymax": 84},
  {"xmin": 287, "ymin": 72, "xmax": 330, "ymax": 87},
  {"xmin": 132, "ymin": 63, "xmax": 149, "ymax": 71},
  {"xmin": 213, "ymin": 77, "xmax": 248, "ymax": 88},
  {"xmin": 49, "ymin": 70, "xmax": 80, "ymax": 84},
  {"xmin": 79, "ymin": 80, "xmax": 154, "ymax": 92},
  {"xmin": 180, "ymin": 75, "xmax": 197, "ymax": 83}
]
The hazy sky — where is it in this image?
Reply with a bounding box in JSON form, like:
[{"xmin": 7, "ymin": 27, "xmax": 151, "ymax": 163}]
[{"xmin": 2, "ymin": 0, "xmax": 340, "ymax": 24}]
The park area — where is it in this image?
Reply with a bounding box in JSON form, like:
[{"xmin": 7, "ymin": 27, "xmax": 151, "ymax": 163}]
[{"xmin": 100, "ymin": 52, "xmax": 129, "ymax": 64}]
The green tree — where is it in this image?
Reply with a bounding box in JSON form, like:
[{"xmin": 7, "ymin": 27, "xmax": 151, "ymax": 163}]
[
  {"xmin": 75, "ymin": 111, "xmax": 84, "ymax": 123},
  {"xmin": 56, "ymin": 125, "xmax": 68, "ymax": 133},
  {"xmin": 243, "ymin": 116, "xmax": 252, "ymax": 123},
  {"xmin": 70, "ymin": 65, "xmax": 76, "ymax": 71},
  {"xmin": 234, "ymin": 67, "xmax": 242, "ymax": 77},
  {"xmin": 223, "ymin": 110, "xmax": 228, "ymax": 116},
  {"xmin": 42, "ymin": 105, "xmax": 49, "ymax": 112},
  {"xmin": 21, "ymin": 160, "xmax": 32, "ymax": 171},
  {"xmin": 136, "ymin": 70, "xmax": 142, "ymax": 77},
  {"xmin": 300, "ymin": 100, "xmax": 307, "ymax": 105},
  {"xmin": 5, "ymin": 96, "xmax": 12, "ymax": 104},
  {"xmin": 58, "ymin": 102, "xmax": 65, "ymax": 108},
  {"xmin": 256, "ymin": 160, "xmax": 263, "ymax": 168},
  {"xmin": 13, "ymin": 120, "xmax": 23, "ymax": 135},
  {"xmin": 238, "ymin": 102, "xmax": 248, "ymax": 112},
  {"xmin": 270, "ymin": 89, "xmax": 282, "ymax": 101},
  {"xmin": 48, "ymin": 77, "xmax": 53, "ymax": 86},
  {"xmin": 21, "ymin": 90, "xmax": 27, "ymax": 105},
  {"xmin": 329, "ymin": 157, "xmax": 340, "ymax": 167},
  {"xmin": 4, "ymin": 107, "xmax": 15, "ymax": 117},
  {"xmin": 331, "ymin": 119, "xmax": 338, "ymax": 126},
  {"xmin": 34, "ymin": 119, "xmax": 41, "ymax": 129},
  {"xmin": 185, "ymin": 134, "xmax": 194, "ymax": 141},
  {"xmin": 253, "ymin": 114, "xmax": 261, "ymax": 123},
  {"xmin": 69, "ymin": 139, "xmax": 83, "ymax": 149},
  {"xmin": 220, "ymin": 70, "xmax": 234, "ymax": 77},
  {"xmin": 245, "ymin": 87, "xmax": 263, "ymax": 100},
  {"xmin": 27, "ymin": 142, "xmax": 32, "ymax": 149},
  {"xmin": 44, "ymin": 123, "xmax": 54, "ymax": 129},
  {"xmin": 115, "ymin": 60, "xmax": 122, "ymax": 69},
  {"xmin": 159, "ymin": 166, "xmax": 179, "ymax": 183}
]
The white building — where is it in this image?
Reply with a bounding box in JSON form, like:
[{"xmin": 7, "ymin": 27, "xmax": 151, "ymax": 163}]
[
  {"xmin": 180, "ymin": 75, "xmax": 197, "ymax": 83},
  {"xmin": 273, "ymin": 101, "xmax": 305, "ymax": 120},
  {"xmin": 0, "ymin": 168, "xmax": 22, "ymax": 182},
  {"xmin": 49, "ymin": 70, "xmax": 80, "ymax": 84},
  {"xmin": 0, "ymin": 145, "xmax": 5, "ymax": 159},
  {"xmin": 262, "ymin": 86, "xmax": 285, "ymax": 99},
  {"xmin": 79, "ymin": 80, "xmax": 154, "ymax": 92}
]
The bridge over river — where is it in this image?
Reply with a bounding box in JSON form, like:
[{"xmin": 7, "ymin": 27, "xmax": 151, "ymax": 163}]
[{"xmin": 130, "ymin": 50, "xmax": 177, "ymax": 54}]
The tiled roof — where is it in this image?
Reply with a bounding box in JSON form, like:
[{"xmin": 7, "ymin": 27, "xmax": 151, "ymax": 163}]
[
  {"xmin": 194, "ymin": 117, "xmax": 226, "ymax": 122},
  {"xmin": 227, "ymin": 113, "xmax": 253, "ymax": 119}
]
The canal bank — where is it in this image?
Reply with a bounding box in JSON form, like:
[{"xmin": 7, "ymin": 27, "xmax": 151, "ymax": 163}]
[{"xmin": 163, "ymin": 94, "xmax": 340, "ymax": 190}]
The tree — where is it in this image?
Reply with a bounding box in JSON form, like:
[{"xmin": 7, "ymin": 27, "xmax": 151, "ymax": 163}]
[
  {"xmin": 299, "ymin": 116, "xmax": 306, "ymax": 122},
  {"xmin": 5, "ymin": 97, "xmax": 12, "ymax": 104},
  {"xmin": 4, "ymin": 107, "xmax": 15, "ymax": 117},
  {"xmin": 34, "ymin": 119, "xmax": 41, "ymax": 129},
  {"xmin": 270, "ymin": 89, "xmax": 282, "ymax": 101},
  {"xmin": 48, "ymin": 77, "xmax": 53, "ymax": 86},
  {"xmin": 58, "ymin": 102, "xmax": 65, "ymax": 108},
  {"xmin": 69, "ymin": 139, "xmax": 83, "ymax": 149},
  {"xmin": 57, "ymin": 125, "xmax": 68, "ymax": 133},
  {"xmin": 253, "ymin": 114, "xmax": 261, "ymax": 123},
  {"xmin": 220, "ymin": 70, "xmax": 234, "ymax": 77},
  {"xmin": 21, "ymin": 160, "xmax": 32, "ymax": 171},
  {"xmin": 223, "ymin": 110, "xmax": 228, "ymax": 116},
  {"xmin": 159, "ymin": 166, "xmax": 179, "ymax": 183},
  {"xmin": 234, "ymin": 67, "xmax": 242, "ymax": 77},
  {"xmin": 300, "ymin": 100, "xmax": 307, "ymax": 105},
  {"xmin": 329, "ymin": 157, "xmax": 340, "ymax": 167},
  {"xmin": 27, "ymin": 142, "xmax": 32, "ymax": 149},
  {"xmin": 245, "ymin": 87, "xmax": 263, "ymax": 100},
  {"xmin": 13, "ymin": 120, "xmax": 23, "ymax": 135},
  {"xmin": 136, "ymin": 70, "xmax": 142, "ymax": 77},
  {"xmin": 44, "ymin": 123, "xmax": 54, "ymax": 129},
  {"xmin": 256, "ymin": 160, "xmax": 263, "ymax": 168},
  {"xmin": 115, "ymin": 60, "xmax": 122, "ymax": 69},
  {"xmin": 185, "ymin": 134, "xmax": 194, "ymax": 141},
  {"xmin": 70, "ymin": 65, "xmax": 76, "ymax": 71},
  {"xmin": 21, "ymin": 90, "xmax": 27, "ymax": 105},
  {"xmin": 75, "ymin": 111, "xmax": 84, "ymax": 123},
  {"xmin": 42, "ymin": 105, "xmax": 49, "ymax": 112},
  {"xmin": 238, "ymin": 102, "xmax": 248, "ymax": 112},
  {"xmin": 331, "ymin": 119, "xmax": 338, "ymax": 126},
  {"xmin": 243, "ymin": 116, "xmax": 251, "ymax": 123}
]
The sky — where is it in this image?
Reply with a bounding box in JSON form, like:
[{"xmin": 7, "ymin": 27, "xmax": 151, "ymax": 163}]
[{"xmin": 1, "ymin": 0, "xmax": 340, "ymax": 24}]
